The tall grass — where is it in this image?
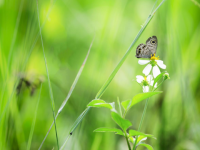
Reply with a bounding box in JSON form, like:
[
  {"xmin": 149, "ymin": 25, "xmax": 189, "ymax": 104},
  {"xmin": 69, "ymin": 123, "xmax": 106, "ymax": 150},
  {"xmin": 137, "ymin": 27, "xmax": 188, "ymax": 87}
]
[
  {"xmin": 1, "ymin": 0, "xmax": 200, "ymax": 149},
  {"xmin": 38, "ymin": 37, "xmax": 94, "ymax": 150},
  {"xmin": 36, "ymin": 0, "xmax": 59, "ymax": 149}
]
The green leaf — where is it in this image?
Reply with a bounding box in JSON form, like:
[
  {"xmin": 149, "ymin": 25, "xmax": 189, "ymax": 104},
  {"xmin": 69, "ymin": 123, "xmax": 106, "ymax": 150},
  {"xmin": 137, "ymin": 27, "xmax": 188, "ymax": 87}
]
[
  {"xmin": 139, "ymin": 143, "xmax": 153, "ymax": 150},
  {"xmin": 94, "ymin": 127, "xmax": 124, "ymax": 136},
  {"xmin": 87, "ymin": 100, "xmax": 106, "ymax": 106},
  {"xmin": 137, "ymin": 136, "xmax": 147, "ymax": 144},
  {"xmin": 128, "ymin": 136, "xmax": 134, "ymax": 143},
  {"xmin": 87, "ymin": 100, "xmax": 113, "ymax": 109},
  {"xmin": 153, "ymin": 72, "xmax": 166, "ymax": 87},
  {"xmin": 121, "ymin": 92, "xmax": 162, "ymax": 111},
  {"xmin": 131, "ymin": 92, "xmax": 162, "ymax": 107},
  {"xmin": 121, "ymin": 99, "xmax": 131, "ymax": 111},
  {"xmin": 129, "ymin": 130, "xmax": 155, "ymax": 138},
  {"xmin": 111, "ymin": 112, "xmax": 132, "ymax": 131}
]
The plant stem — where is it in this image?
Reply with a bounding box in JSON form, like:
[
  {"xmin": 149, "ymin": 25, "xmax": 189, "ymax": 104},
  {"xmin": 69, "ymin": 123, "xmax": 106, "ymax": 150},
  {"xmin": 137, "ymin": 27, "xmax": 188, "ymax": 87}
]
[
  {"xmin": 125, "ymin": 132, "xmax": 131, "ymax": 150},
  {"xmin": 153, "ymin": 80, "xmax": 164, "ymax": 91},
  {"xmin": 132, "ymin": 98, "xmax": 149, "ymax": 150},
  {"xmin": 117, "ymin": 97, "xmax": 123, "ymax": 117},
  {"xmin": 132, "ymin": 0, "xmax": 166, "ymax": 149}
]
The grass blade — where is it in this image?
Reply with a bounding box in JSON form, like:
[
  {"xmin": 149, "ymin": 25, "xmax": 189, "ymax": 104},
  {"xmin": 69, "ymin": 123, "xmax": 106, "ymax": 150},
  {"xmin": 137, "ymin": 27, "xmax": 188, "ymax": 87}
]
[
  {"xmin": 36, "ymin": 0, "xmax": 59, "ymax": 149},
  {"xmin": 190, "ymin": 0, "xmax": 200, "ymax": 8},
  {"xmin": 0, "ymin": 0, "xmax": 57, "ymax": 124},
  {"xmin": 95, "ymin": 6, "xmax": 157, "ymax": 99},
  {"xmin": 7, "ymin": 0, "xmax": 24, "ymax": 69},
  {"xmin": 38, "ymin": 38, "xmax": 94, "ymax": 150},
  {"xmin": 27, "ymin": 84, "xmax": 42, "ymax": 150},
  {"xmin": 60, "ymin": 107, "xmax": 89, "ymax": 150}
]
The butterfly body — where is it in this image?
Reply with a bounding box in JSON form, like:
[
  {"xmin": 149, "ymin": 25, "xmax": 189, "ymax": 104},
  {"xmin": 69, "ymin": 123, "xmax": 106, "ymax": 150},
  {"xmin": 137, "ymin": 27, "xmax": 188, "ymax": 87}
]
[{"xmin": 135, "ymin": 36, "xmax": 157, "ymax": 58}]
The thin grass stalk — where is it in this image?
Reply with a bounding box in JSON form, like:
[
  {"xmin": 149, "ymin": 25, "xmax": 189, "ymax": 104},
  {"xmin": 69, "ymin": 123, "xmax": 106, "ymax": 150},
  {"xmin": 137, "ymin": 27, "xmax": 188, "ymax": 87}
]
[
  {"xmin": 7, "ymin": 0, "xmax": 24, "ymax": 69},
  {"xmin": 27, "ymin": 84, "xmax": 42, "ymax": 150},
  {"xmin": 0, "ymin": 0, "xmax": 24, "ymax": 123},
  {"xmin": 35, "ymin": 0, "xmax": 59, "ymax": 149},
  {"xmin": 23, "ymin": 0, "xmax": 57, "ymax": 71},
  {"xmin": 60, "ymin": 0, "xmax": 166, "ymax": 149},
  {"xmin": 190, "ymin": 0, "xmax": 200, "ymax": 8},
  {"xmin": 0, "ymin": 0, "xmax": 56, "ymax": 124},
  {"xmin": 38, "ymin": 38, "xmax": 94, "ymax": 150},
  {"xmin": 60, "ymin": 108, "xmax": 89, "ymax": 150},
  {"xmin": 0, "ymin": 82, "xmax": 18, "ymax": 122},
  {"xmin": 132, "ymin": 98, "xmax": 149, "ymax": 150}
]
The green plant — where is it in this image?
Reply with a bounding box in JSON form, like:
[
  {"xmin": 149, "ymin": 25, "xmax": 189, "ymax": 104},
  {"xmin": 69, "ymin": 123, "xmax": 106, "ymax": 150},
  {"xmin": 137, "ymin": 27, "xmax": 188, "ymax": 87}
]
[
  {"xmin": 59, "ymin": 0, "xmax": 167, "ymax": 149},
  {"xmin": 88, "ymin": 56, "xmax": 170, "ymax": 150}
]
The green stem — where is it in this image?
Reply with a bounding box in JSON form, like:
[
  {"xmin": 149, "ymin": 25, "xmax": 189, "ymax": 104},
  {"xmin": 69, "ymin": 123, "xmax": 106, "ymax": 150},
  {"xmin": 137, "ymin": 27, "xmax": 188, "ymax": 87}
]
[
  {"xmin": 125, "ymin": 132, "xmax": 131, "ymax": 150},
  {"xmin": 132, "ymin": 98, "xmax": 149, "ymax": 150},
  {"xmin": 117, "ymin": 97, "xmax": 123, "ymax": 117},
  {"xmin": 153, "ymin": 80, "xmax": 164, "ymax": 91},
  {"xmin": 132, "ymin": 0, "xmax": 166, "ymax": 149},
  {"xmin": 132, "ymin": 76, "xmax": 162, "ymax": 150}
]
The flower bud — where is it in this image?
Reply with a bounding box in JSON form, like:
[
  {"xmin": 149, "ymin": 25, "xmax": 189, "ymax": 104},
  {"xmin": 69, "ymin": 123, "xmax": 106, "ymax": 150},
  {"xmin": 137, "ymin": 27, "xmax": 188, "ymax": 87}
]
[{"xmin": 163, "ymin": 73, "xmax": 170, "ymax": 80}]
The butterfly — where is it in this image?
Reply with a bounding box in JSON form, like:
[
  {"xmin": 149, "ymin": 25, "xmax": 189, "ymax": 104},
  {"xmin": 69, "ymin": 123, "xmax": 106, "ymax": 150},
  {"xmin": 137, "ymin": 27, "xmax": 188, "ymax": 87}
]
[{"xmin": 135, "ymin": 36, "xmax": 157, "ymax": 58}]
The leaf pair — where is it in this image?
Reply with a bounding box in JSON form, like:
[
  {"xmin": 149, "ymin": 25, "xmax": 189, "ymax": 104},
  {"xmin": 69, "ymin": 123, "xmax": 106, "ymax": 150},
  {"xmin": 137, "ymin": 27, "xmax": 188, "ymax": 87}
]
[
  {"xmin": 121, "ymin": 91, "xmax": 162, "ymax": 112},
  {"xmin": 88, "ymin": 91, "xmax": 162, "ymax": 113}
]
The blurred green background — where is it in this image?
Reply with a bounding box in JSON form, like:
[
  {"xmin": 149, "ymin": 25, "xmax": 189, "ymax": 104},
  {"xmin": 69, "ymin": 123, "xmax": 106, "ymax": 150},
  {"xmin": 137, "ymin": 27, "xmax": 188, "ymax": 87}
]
[{"xmin": 0, "ymin": 0, "xmax": 200, "ymax": 149}]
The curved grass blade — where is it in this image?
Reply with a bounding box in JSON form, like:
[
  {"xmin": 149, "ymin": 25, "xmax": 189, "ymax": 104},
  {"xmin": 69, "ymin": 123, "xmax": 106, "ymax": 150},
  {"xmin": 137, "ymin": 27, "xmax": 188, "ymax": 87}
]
[
  {"xmin": 95, "ymin": 1, "xmax": 164, "ymax": 99},
  {"xmin": 36, "ymin": 0, "xmax": 59, "ymax": 149},
  {"xmin": 38, "ymin": 38, "xmax": 94, "ymax": 150},
  {"xmin": 60, "ymin": 107, "xmax": 89, "ymax": 150}
]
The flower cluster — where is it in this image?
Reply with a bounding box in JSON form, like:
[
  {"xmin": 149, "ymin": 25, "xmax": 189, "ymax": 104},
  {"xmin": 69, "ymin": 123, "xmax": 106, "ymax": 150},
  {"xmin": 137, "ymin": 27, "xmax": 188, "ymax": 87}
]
[{"xmin": 136, "ymin": 54, "xmax": 169, "ymax": 92}]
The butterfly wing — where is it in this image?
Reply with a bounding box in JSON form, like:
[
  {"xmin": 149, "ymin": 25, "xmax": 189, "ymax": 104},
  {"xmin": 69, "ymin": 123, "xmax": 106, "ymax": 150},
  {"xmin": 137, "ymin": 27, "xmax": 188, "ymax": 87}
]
[
  {"xmin": 135, "ymin": 43, "xmax": 151, "ymax": 58},
  {"xmin": 146, "ymin": 36, "xmax": 157, "ymax": 56}
]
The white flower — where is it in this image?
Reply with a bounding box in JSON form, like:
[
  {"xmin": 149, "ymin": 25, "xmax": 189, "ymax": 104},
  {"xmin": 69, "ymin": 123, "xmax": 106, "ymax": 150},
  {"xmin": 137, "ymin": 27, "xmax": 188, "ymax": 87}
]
[
  {"xmin": 138, "ymin": 54, "xmax": 166, "ymax": 78},
  {"xmin": 136, "ymin": 75, "xmax": 157, "ymax": 93}
]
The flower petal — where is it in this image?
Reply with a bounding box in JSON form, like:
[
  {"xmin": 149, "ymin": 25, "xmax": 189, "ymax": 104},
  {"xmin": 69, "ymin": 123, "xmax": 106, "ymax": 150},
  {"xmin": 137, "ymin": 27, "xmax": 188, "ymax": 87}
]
[
  {"xmin": 136, "ymin": 75, "xmax": 144, "ymax": 83},
  {"xmin": 156, "ymin": 60, "xmax": 166, "ymax": 69},
  {"xmin": 143, "ymin": 86, "xmax": 149, "ymax": 93},
  {"xmin": 143, "ymin": 64, "xmax": 152, "ymax": 76},
  {"xmin": 155, "ymin": 60, "xmax": 163, "ymax": 64},
  {"xmin": 150, "ymin": 81, "xmax": 154, "ymax": 86},
  {"xmin": 147, "ymin": 75, "xmax": 153, "ymax": 82},
  {"xmin": 153, "ymin": 65, "xmax": 161, "ymax": 78},
  {"xmin": 154, "ymin": 83, "xmax": 157, "ymax": 88},
  {"xmin": 138, "ymin": 60, "xmax": 150, "ymax": 65}
]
